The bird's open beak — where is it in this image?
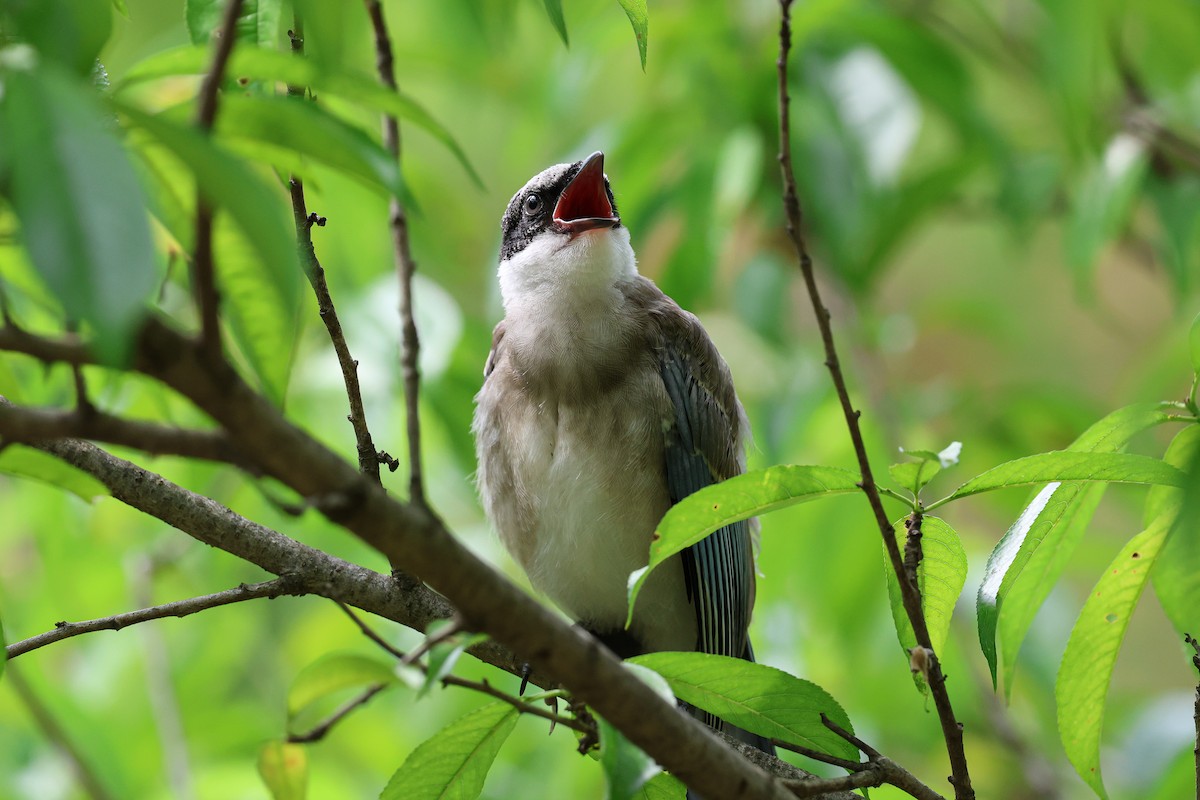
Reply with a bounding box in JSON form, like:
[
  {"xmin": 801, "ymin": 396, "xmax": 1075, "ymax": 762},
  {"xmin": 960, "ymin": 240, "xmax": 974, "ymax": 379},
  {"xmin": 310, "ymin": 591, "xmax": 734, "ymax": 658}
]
[{"xmin": 553, "ymin": 151, "xmax": 619, "ymax": 234}]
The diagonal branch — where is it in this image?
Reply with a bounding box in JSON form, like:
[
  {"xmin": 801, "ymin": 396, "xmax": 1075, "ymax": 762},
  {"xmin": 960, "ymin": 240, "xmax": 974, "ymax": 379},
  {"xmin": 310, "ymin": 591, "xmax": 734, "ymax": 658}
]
[
  {"xmin": 5, "ymin": 578, "xmax": 300, "ymax": 661},
  {"xmin": 286, "ymin": 16, "xmax": 393, "ymax": 484},
  {"xmin": 0, "ymin": 398, "xmax": 253, "ymax": 470},
  {"xmin": 363, "ymin": 0, "xmax": 426, "ymax": 508},
  {"xmin": 775, "ymin": 2, "xmax": 973, "ymax": 797}
]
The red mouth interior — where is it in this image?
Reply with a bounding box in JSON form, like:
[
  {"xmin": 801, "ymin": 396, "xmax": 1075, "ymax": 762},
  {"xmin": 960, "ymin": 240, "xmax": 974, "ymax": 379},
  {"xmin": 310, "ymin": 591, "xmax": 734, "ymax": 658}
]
[{"xmin": 553, "ymin": 155, "xmax": 616, "ymax": 223}]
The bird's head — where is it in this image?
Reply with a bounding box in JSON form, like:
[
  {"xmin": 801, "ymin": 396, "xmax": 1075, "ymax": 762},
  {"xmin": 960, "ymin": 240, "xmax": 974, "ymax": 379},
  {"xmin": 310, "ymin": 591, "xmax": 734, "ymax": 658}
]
[{"xmin": 497, "ymin": 151, "xmax": 637, "ymax": 308}]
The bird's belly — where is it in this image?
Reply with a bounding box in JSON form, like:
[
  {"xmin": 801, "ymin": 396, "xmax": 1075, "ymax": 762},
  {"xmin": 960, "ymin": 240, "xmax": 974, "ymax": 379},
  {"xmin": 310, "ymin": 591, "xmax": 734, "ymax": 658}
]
[{"xmin": 482, "ymin": 386, "xmax": 695, "ymax": 652}]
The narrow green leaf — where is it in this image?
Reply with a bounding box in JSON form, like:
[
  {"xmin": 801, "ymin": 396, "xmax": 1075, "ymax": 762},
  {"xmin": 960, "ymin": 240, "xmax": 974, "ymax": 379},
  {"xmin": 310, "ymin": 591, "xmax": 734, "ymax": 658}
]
[
  {"xmin": 1150, "ymin": 425, "xmax": 1200, "ymax": 638},
  {"xmin": 975, "ymin": 402, "xmax": 1180, "ymax": 690},
  {"xmin": 258, "ymin": 740, "xmax": 308, "ymax": 800},
  {"xmin": 288, "ymin": 653, "xmax": 396, "ymax": 718},
  {"xmin": 215, "ymin": 94, "xmax": 407, "ymax": 201},
  {"xmin": 419, "ymin": 621, "xmax": 488, "ymax": 699},
  {"xmin": 615, "ymin": 0, "xmax": 648, "ymax": 69},
  {"xmin": 634, "ymin": 773, "xmax": 685, "ymax": 800},
  {"xmin": 1, "ymin": 68, "xmax": 158, "ymax": 361},
  {"xmin": 213, "ymin": 213, "xmax": 303, "ymax": 405},
  {"xmin": 118, "ymin": 45, "xmax": 482, "ymax": 187},
  {"xmin": 627, "ymin": 466, "xmax": 861, "ymax": 624},
  {"xmin": 540, "ymin": 0, "xmax": 569, "ymax": 46},
  {"xmin": 598, "ymin": 664, "xmax": 671, "ymax": 800},
  {"xmin": 1056, "ymin": 509, "xmax": 1176, "ymax": 799},
  {"xmin": 629, "ymin": 652, "xmax": 858, "ymax": 763},
  {"xmin": 883, "ymin": 516, "xmax": 966, "ymax": 686},
  {"xmin": 0, "ymin": 445, "xmax": 108, "ymax": 501},
  {"xmin": 932, "ymin": 451, "xmax": 1185, "ymax": 509},
  {"xmin": 380, "ymin": 702, "xmax": 518, "ymax": 800}
]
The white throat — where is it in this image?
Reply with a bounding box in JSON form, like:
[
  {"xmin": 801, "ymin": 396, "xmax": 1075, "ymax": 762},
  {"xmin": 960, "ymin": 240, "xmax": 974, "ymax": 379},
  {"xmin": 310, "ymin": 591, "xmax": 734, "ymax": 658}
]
[{"xmin": 498, "ymin": 227, "xmax": 637, "ymax": 315}]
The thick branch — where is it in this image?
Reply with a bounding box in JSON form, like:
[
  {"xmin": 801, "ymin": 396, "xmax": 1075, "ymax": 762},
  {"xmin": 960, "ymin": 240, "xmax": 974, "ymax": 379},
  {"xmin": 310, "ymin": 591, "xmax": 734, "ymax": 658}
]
[
  {"xmin": 364, "ymin": 0, "xmax": 426, "ymax": 507},
  {"xmin": 775, "ymin": 2, "xmax": 972, "ymax": 797},
  {"xmin": 5, "ymin": 578, "xmax": 299, "ymax": 660},
  {"xmin": 286, "ymin": 16, "xmax": 389, "ymax": 484},
  {"xmin": 0, "ymin": 399, "xmax": 253, "ymax": 469}
]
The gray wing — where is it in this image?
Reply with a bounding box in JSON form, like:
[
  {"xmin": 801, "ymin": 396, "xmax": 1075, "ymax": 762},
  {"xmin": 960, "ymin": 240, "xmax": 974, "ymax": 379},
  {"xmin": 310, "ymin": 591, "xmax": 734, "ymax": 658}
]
[{"xmin": 658, "ymin": 330, "xmax": 754, "ymax": 661}]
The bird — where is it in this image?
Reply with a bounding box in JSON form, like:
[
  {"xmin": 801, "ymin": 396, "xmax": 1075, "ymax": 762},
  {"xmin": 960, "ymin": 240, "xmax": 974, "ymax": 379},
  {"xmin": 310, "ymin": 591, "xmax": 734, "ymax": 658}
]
[{"xmin": 472, "ymin": 151, "xmax": 770, "ymax": 755}]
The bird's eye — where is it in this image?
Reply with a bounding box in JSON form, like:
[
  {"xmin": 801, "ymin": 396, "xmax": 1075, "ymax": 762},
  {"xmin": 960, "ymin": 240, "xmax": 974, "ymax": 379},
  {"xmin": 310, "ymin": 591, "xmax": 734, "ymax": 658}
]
[{"xmin": 523, "ymin": 194, "xmax": 542, "ymax": 215}]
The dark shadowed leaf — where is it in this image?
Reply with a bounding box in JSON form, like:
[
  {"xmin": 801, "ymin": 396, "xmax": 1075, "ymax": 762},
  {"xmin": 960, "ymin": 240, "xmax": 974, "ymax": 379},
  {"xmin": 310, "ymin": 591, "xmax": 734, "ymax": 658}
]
[
  {"xmin": 598, "ymin": 664, "xmax": 671, "ymax": 800},
  {"xmin": 1, "ymin": 68, "xmax": 158, "ymax": 361},
  {"xmin": 627, "ymin": 466, "xmax": 861, "ymax": 623},
  {"xmin": 380, "ymin": 703, "xmax": 518, "ymax": 800},
  {"xmin": 630, "ymin": 652, "xmax": 858, "ymax": 763}
]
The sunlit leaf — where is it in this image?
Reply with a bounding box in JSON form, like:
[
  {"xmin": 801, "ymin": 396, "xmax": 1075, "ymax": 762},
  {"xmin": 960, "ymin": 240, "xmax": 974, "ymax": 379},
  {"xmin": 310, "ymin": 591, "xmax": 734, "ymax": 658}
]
[
  {"xmin": 598, "ymin": 664, "xmax": 671, "ymax": 800},
  {"xmin": 630, "ymin": 652, "xmax": 858, "ymax": 763},
  {"xmin": 615, "ymin": 0, "xmax": 648, "ymax": 69},
  {"xmin": 118, "ymin": 45, "xmax": 481, "ymax": 186},
  {"xmin": 932, "ymin": 451, "xmax": 1184, "ymax": 509},
  {"xmin": 258, "ymin": 740, "xmax": 307, "ymax": 800},
  {"xmin": 288, "ymin": 652, "xmax": 396, "ymax": 718},
  {"xmin": 0, "ymin": 68, "xmax": 158, "ymax": 361},
  {"xmin": 1149, "ymin": 425, "xmax": 1200, "ymax": 638},
  {"xmin": 627, "ymin": 466, "xmax": 861, "ymax": 624},
  {"xmin": 540, "ymin": 0, "xmax": 569, "ymax": 46},
  {"xmin": 883, "ymin": 516, "xmax": 966, "ymax": 685},
  {"xmin": 1056, "ymin": 507, "xmax": 1176, "ymax": 799},
  {"xmin": 975, "ymin": 403, "xmax": 1182, "ymax": 690},
  {"xmin": 380, "ymin": 702, "xmax": 518, "ymax": 800},
  {"xmin": 0, "ymin": 445, "xmax": 108, "ymax": 502},
  {"xmin": 888, "ymin": 459, "xmax": 940, "ymax": 495}
]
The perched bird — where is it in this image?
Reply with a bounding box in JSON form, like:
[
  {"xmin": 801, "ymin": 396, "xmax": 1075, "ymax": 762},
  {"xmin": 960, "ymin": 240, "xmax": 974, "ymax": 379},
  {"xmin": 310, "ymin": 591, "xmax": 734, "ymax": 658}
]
[{"xmin": 473, "ymin": 152, "xmax": 768, "ymax": 750}]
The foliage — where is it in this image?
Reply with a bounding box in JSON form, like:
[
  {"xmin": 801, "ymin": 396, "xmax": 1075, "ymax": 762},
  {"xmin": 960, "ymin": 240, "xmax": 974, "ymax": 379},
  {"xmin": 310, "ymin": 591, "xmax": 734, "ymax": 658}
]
[{"xmin": 1, "ymin": 0, "xmax": 1199, "ymax": 799}]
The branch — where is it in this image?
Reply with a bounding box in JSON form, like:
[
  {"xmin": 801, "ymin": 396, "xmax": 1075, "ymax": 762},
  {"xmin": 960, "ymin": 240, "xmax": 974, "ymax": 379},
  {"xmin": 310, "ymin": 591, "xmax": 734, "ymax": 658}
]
[
  {"xmin": 192, "ymin": 0, "xmax": 247, "ymax": 356},
  {"xmin": 0, "ymin": 398, "xmax": 254, "ymax": 470},
  {"xmin": 286, "ymin": 15, "xmax": 392, "ymax": 484},
  {"xmin": 288, "ymin": 684, "xmax": 388, "ymax": 744},
  {"xmin": 364, "ymin": 0, "xmax": 426, "ymax": 508},
  {"xmin": 5, "ymin": 578, "xmax": 300, "ymax": 660},
  {"xmin": 774, "ymin": 2, "xmax": 973, "ymax": 797},
  {"xmin": 1186, "ymin": 633, "xmax": 1200, "ymax": 800}
]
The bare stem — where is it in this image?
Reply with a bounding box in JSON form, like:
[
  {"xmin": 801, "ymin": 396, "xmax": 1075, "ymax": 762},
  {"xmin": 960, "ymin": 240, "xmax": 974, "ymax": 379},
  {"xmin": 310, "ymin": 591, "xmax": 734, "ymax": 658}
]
[
  {"xmin": 191, "ymin": 0, "xmax": 247, "ymax": 356},
  {"xmin": 288, "ymin": 684, "xmax": 389, "ymax": 743},
  {"xmin": 364, "ymin": 0, "xmax": 426, "ymax": 508},
  {"xmin": 1186, "ymin": 633, "xmax": 1200, "ymax": 800},
  {"xmin": 5, "ymin": 578, "xmax": 300, "ymax": 660},
  {"xmin": 775, "ymin": 2, "xmax": 972, "ymax": 797},
  {"xmin": 286, "ymin": 15, "xmax": 388, "ymax": 484}
]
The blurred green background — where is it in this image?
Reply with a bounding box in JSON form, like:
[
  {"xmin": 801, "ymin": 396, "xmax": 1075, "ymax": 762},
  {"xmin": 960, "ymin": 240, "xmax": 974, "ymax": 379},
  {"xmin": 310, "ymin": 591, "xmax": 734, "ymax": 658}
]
[{"xmin": 2, "ymin": 0, "xmax": 1199, "ymax": 798}]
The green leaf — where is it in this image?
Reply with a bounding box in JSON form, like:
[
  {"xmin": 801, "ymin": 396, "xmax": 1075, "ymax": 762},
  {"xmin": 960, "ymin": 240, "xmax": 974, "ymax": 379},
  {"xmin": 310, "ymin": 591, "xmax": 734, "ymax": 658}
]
[
  {"xmin": 931, "ymin": 451, "xmax": 1185, "ymax": 509},
  {"xmin": 419, "ymin": 620, "xmax": 488, "ymax": 699},
  {"xmin": 1065, "ymin": 135, "xmax": 1148, "ymax": 289},
  {"xmin": 627, "ymin": 466, "xmax": 861, "ymax": 624},
  {"xmin": 975, "ymin": 402, "xmax": 1181, "ymax": 691},
  {"xmin": 0, "ymin": 445, "xmax": 108, "ymax": 501},
  {"xmin": 212, "ymin": 213, "xmax": 303, "ymax": 405},
  {"xmin": 598, "ymin": 664, "xmax": 671, "ymax": 800},
  {"xmin": 634, "ymin": 773, "xmax": 685, "ymax": 800},
  {"xmin": 258, "ymin": 740, "xmax": 307, "ymax": 800},
  {"xmin": 1190, "ymin": 312, "xmax": 1200, "ymax": 375},
  {"xmin": 629, "ymin": 652, "xmax": 858, "ymax": 763},
  {"xmin": 883, "ymin": 516, "xmax": 967, "ymax": 685},
  {"xmin": 888, "ymin": 460, "xmax": 939, "ymax": 495},
  {"xmin": 186, "ymin": 0, "xmax": 279, "ymax": 48},
  {"xmin": 118, "ymin": 45, "xmax": 481, "ymax": 187},
  {"xmin": 380, "ymin": 702, "xmax": 518, "ymax": 800},
  {"xmin": 4, "ymin": 0, "xmax": 112, "ymax": 75},
  {"xmin": 1056, "ymin": 508, "xmax": 1176, "ymax": 799},
  {"xmin": 288, "ymin": 652, "xmax": 396, "ymax": 718},
  {"xmin": 215, "ymin": 94, "xmax": 408, "ymax": 201},
  {"xmin": 540, "ymin": 0, "xmax": 569, "ymax": 46},
  {"xmin": 615, "ymin": 0, "xmax": 648, "ymax": 70},
  {"xmin": 1150, "ymin": 425, "xmax": 1200, "ymax": 638},
  {"xmin": 0, "ymin": 68, "xmax": 158, "ymax": 361}
]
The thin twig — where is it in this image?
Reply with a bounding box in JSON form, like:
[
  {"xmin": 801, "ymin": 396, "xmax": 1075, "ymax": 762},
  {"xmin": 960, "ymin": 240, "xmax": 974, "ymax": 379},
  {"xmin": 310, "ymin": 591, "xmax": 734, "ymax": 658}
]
[
  {"xmin": 5, "ymin": 666, "xmax": 117, "ymax": 800},
  {"xmin": 286, "ymin": 16, "xmax": 388, "ymax": 485},
  {"xmin": 1186, "ymin": 633, "xmax": 1200, "ymax": 800},
  {"xmin": 191, "ymin": 0, "xmax": 247, "ymax": 356},
  {"xmin": 338, "ymin": 601, "xmax": 407, "ymax": 660},
  {"xmin": 5, "ymin": 578, "xmax": 300, "ymax": 660},
  {"xmin": 288, "ymin": 684, "xmax": 389, "ymax": 743},
  {"xmin": 775, "ymin": 2, "xmax": 973, "ymax": 797},
  {"xmin": 364, "ymin": 0, "xmax": 426, "ymax": 508},
  {"xmin": 401, "ymin": 616, "xmax": 464, "ymax": 666}
]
